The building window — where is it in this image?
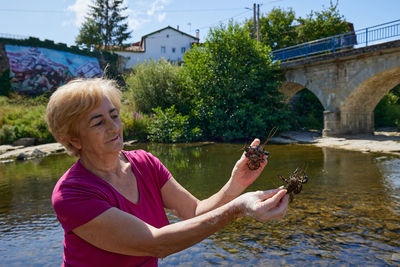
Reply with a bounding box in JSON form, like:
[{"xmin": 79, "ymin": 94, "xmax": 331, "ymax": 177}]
[
  {"xmin": 166, "ymin": 34, "xmax": 169, "ymax": 38},
  {"xmin": 161, "ymin": 46, "xmax": 166, "ymax": 53},
  {"xmin": 181, "ymin": 47, "xmax": 186, "ymax": 53},
  {"xmin": 172, "ymin": 47, "xmax": 176, "ymax": 53}
]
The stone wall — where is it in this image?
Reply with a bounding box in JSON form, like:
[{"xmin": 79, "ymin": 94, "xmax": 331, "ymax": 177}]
[{"xmin": 280, "ymin": 39, "xmax": 400, "ymax": 136}]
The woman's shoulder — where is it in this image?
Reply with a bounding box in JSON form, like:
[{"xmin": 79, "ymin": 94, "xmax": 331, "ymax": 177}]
[
  {"xmin": 53, "ymin": 160, "xmax": 108, "ymax": 197},
  {"xmin": 123, "ymin": 149, "xmax": 158, "ymax": 164},
  {"xmin": 122, "ymin": 149, "xmax": 170, "ymax": 179}
]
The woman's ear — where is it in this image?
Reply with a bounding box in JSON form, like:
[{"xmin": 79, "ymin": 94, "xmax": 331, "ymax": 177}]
[{"xmin": 67, "ymin": 136, "xmax": 82, "ymax": 151}]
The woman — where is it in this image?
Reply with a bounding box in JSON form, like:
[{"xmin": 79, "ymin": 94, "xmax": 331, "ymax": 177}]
[{"xmin": 46, "ymin": 78, "xmax": 289, "ymax": 267}]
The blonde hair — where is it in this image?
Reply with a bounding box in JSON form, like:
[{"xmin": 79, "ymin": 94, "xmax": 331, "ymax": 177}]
[{"xmin": 46, "ymin": 78, "xmax": 122, "ymax": 156}]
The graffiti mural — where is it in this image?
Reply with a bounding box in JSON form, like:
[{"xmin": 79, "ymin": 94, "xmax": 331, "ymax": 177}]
[{"xmin": 5, "ymin": 45, "xmax": 102, "ymax": 95}]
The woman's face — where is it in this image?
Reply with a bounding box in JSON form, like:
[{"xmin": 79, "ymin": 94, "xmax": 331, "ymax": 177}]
[{"xmin": 71, "ymin": 96, "xmax": 124, "ymax": 158}]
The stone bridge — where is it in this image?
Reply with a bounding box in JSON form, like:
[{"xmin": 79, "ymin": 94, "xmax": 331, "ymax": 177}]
[{"xmin": 279, "ymin": 40, "xmax": 400, "ymax": 136}]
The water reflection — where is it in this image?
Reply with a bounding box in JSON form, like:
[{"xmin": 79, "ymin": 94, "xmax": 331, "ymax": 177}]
[
  {"xmin": 0, "ymin": 144, "xmax": 399, "ymax": 266},
  {"xmin": 376, "ymin": 156, "xmax": 400, "ymax": 206}
]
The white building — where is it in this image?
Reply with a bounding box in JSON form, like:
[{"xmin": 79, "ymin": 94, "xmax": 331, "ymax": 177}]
[{"xmin": 115, "ymin": 26, "xmax": 199, "ymax": 70}]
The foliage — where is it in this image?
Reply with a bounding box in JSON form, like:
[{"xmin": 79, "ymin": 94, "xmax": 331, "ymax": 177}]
[
  {"xmin": 183, "ymin": 22, "xmax": 291, "ymax": 141},
  {"xmin": 76, "ymin": 0, "xmax": 132, "ymax": 50},
  {"xmin": 289, "ymin": 89, "xmax": 324, "ymax": 130},
  {"xmin": 296, "ymin": 0, "xmax": 350, "ymax": 43},
  {"xmin": 374, "ymin": 85, "xmax": 400, "ymax": 129},
  {"xmin": 244, "ymin": 1, "xmax": 350, "ymax": 51},
  {"xmin": 125, "ymin": 59, "xmax": 189, "ymax": 114},
  {"xmin": 0, "ymin": 95, "xmax": 54, "ymax": 145},
  {"xmin": 244, "ymin": 8, "xmax": 297, "ymax": 50},
  {"xmin": 147, "ymin": 106, "xmax": 202, "ymax": 143},
  {"xmin": 76, "ymin": 18, "xmax": 102, "ymax": 51},
  {"xmin": 0, "ymin": 69, "xmax": 11, "ymax": 96},
  {"xmin": 0, "ymin": 93, "xmax": 149, "ymax": 145},
  {"xmin": 120, "ymin": 109, "xmax": 151, "ymax": 141}
]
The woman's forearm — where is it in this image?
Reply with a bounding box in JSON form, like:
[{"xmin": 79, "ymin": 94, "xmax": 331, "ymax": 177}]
[
  {"xmin": 151, "ymin": 199, "xmax": 241, "ymax": 258},
  {"xmin": 194, "ymin": 178, "xmax": 246, "ymax": 216}
]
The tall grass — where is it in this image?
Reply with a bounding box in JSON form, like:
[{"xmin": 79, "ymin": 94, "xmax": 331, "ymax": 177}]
[
  {"xmin": 0, "ymin": 94, "xmax": 53, "ymax": 145},
  {"xmin": 0, "ymin": 93, "xmax": 149, "ymax": 145}
]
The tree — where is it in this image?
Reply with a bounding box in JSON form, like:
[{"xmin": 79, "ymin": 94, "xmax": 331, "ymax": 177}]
[
  {"xmin": 245, "ymin": 8, "xmax": 297, "ymax": 50},
  {"xmin": 243, "ymin": 1, "xmax": 350, "ymax": 50},
  {"xmin": 76, "ymin": 0, "xmax": 132, "ymax": 50},
  {"xmin": 183, "ymin": 22, "xmax": 291, "ymax": 141},
  {"xmin": 76, "ymin": 18, "xmax": 102, "ymax": 50},
  {"xmin": 296, "ymin": 0, "xmax": 350, "ymax": 43}
]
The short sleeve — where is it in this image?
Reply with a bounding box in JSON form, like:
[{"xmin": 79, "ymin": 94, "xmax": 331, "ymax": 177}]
[
  {"xmin": 125, "ymin": 150, "xmax": 172, "ymax": 189},
  {"xmin": 52, "ymin": 178, "xmax": 112, "ymax": 233},
  {"xmin": 145, "ymin": 151, "xmax": 172, "ymax": 188}
]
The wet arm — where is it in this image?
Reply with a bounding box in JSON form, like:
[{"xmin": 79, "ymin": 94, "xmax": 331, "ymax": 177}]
[
  {"xmin": 72, "ymin": 189, "xmax": 287, "ymax": 258},
  {"xmin": 162, "ymin": 176, "xmax": 248, "ymax": 219}
]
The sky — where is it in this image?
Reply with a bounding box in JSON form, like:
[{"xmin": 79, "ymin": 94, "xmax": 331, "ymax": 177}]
[{"xmin": 0, "ymin": 0, "xmax": 399, "ymax": 47}]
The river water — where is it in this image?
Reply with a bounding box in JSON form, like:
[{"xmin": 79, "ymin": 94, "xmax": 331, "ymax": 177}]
[{"xmin": 0, "ymin": 143, "xmax": 399, "ymax": 266}]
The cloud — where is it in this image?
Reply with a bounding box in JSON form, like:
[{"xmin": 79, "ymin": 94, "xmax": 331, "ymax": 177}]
[
  {"xmin": 158, "ymin": 13, "xmax": 166, "ymax": 22},
  {"xmin": 147, "ymin": 0, "xmax": 168, "ymax": 16},
  {"xmin": 67, "ymin": 0, "xmax": 92, "ymax": 26},
  {"xmin": 66, "ymin": 0, "xmax": 169, "ymax": 32},
  {"xmin": 127, "ymin": 0, "xmax": 169, "ymax": 30},
  {"xmin": 124, "ymin": 7, "xmax": 150, "ymax": 31}
]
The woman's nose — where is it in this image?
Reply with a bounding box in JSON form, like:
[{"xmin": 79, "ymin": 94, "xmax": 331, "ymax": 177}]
[{"xmin": 106, "ymin": 117, "xmax": 119, "ymax": 132}]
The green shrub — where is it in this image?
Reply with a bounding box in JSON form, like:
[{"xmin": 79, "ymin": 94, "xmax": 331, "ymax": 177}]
[
  {"xmin": 0, "ymin": 94, "xmax": 54, "ymax": 145},
  {"xmin": 0, "ymin": 70, "xmax": 11, "ymax": 97},
  {"xmin": 125, "ymin": 59, "xmax": 188, "ymax": 114},
  {"xmin": 289, "ymin": 89, "xmax": 324, "ymax": 130},
  {"xmin": 147, "ymin": 106, "xmax": 202, "ymax": 143},
  {"xmin": 374, "ymin": 89, "xmax": 400, "ymax": 129},
  {"xmin": 120, "ymin": 109, "xmax": 150, "ymax": 141},
  {"xmin": 0, "ymin": 125, "xmax": 17, "ymax": 144}
]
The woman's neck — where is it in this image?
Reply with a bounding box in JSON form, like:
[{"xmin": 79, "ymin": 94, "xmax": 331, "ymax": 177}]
[{"xmin": 79, "ymin": 151, "xmax": 124, "ymax": 180}]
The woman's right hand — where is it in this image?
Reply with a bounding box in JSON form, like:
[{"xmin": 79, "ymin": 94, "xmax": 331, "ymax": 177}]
[{"xmin": 234, "ymin": 188, "xmax": 289, "ymax": 222}]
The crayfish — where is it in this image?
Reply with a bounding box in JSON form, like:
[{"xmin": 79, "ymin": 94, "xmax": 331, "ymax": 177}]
[
  {"xmin": 278, "ymin": 168, "xmax": 308, "ymax": 202},
  {"xmin": 244, "ymin": 127, "xmax": 277, "ymax": 170}
]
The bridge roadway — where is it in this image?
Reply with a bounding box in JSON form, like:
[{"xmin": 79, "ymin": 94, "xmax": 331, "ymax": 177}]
[{"xmin": 279, "ymin": 39, "xmax": 400, "ymax": 137}]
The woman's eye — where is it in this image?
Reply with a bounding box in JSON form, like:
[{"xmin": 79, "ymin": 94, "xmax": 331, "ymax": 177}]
[{"xmin": 93, "ymin": 121, "xmax": 103, "ymax": 127}]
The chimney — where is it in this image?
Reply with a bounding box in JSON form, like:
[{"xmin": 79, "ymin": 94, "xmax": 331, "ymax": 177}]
[
  {"xmin": 195, "ymin": 29, "xmax": 199, "ymax": 40},
  {"xmin": 177, "ymin": 25, "xmax": 179, "ymax": 30}
]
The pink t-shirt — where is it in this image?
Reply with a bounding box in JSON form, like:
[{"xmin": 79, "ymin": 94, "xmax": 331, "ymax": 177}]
[{"xmin": 52, "ymin": 150, "xmax": 172, "ymax": 267}]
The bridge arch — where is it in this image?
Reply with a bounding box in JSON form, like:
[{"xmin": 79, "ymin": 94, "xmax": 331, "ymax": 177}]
[
  {"xmin": 280, "ymin": 40, "xmax": 400, "ymax": 136},
  {"xmin": 280, "ymin": 82, "xmax": 325, "ymax": 130},
  {"xmin": 337, "ymin": 67, "xmax": 400, "ymax": 134},
  {"xmin": 280, "ymin": 81, "xmax": 327, "ymax": 109},
  {"xmin": 341, "ymin": 67, "xmax": 400, "ymax": 113}
]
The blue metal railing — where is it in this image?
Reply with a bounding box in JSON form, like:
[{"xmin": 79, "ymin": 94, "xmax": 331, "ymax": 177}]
[{"xmin": 271, "ymin": 19, "xmax": 400, "ymax": 62}]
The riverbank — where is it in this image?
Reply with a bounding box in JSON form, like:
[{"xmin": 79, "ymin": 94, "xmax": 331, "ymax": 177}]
[
  {"xmin": 1, "ymin": 130, "xmax": 399, "ymax": 162},
  {"xmin": 271, "ymin": 128, "xmax": 400, "ymax": 156}
]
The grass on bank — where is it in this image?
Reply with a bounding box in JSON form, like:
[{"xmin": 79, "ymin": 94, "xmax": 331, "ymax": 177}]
[
  {"xmin": 0, "ymin": 94, "xmax": 149, "ymax": 146},
  {"xmin": 0, "ymin": 94, "xmax": 53, "ymax": 145}
]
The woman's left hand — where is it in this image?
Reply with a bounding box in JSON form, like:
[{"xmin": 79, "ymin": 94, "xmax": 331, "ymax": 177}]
[{"xmin": 230, "ymin": 138, "xmax": 267, "ymax": 191}]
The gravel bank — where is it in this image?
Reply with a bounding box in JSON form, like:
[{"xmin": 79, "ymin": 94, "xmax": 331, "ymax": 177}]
[{"xmin": 272, "ymin": 130, "xmax": 400, "ymax": 156}]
